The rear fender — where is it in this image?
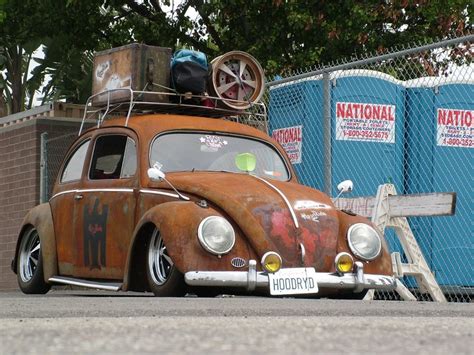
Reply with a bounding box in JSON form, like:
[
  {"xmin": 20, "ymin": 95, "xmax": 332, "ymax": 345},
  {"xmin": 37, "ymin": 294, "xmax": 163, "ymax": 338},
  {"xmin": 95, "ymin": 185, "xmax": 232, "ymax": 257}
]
[
  {"xmin": 123, "ymin": 201, "xmax": 252, "ymax": 290},
  {"xmin": 13, "ymin": 203, "xmax": 57, "ymax": 283}
]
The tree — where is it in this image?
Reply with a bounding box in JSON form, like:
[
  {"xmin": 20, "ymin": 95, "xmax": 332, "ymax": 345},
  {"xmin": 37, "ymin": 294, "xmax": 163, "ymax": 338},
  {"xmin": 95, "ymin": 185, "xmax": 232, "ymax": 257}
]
[
  {"xmin": 0, "ymin": 0, "xmax": 112, "ymax": 114},
  {"xmin": 112, "ymin": 0, "xmax": 470, "ymax": 76},
  {"xmin": 190, "ymin": 0, "xmax": 471, "ymax": 75},
  {"xmin": 0, "ymin": 0, "xmax": 471, "ymax": 114}
]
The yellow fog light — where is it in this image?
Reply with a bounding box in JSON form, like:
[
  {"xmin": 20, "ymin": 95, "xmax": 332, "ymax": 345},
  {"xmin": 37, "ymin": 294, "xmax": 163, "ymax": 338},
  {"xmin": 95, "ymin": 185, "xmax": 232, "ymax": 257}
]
[
  {"xmin": 261, "ymin": 251, "xmax": 282, "ymax": 273},
  {"xmin": 335, "ymin": 252, "xmax": 354, "ymax": 274}
]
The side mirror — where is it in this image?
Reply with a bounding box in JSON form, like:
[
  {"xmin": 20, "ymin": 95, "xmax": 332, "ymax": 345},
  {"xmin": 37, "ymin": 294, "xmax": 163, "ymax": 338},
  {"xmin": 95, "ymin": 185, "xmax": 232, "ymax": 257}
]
[
  {"xmin": 333, "ymin": 180, "xmax": 354, "ymax": 203},
  {"xmin": 148, "ymin": 162, "xmax": 166, "ymax": 181},
  {"xmin": 337, "ymin": 180, "xmax": 353, "ymax": 194}
]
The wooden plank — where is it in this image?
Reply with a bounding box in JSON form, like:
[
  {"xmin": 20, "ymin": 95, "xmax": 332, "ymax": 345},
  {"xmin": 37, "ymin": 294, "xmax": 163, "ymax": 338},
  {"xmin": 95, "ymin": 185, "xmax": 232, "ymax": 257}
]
[
  {"xmin": 388, "ymin": 192, "xmax": 456, "ymax": 217},
  {"xmin": 334, "ymin": 196, "xmax": 375, "ymax": 217},
  {"xmin": 334, "ymin": 192, "xmax": 456, "ymax": 218}
]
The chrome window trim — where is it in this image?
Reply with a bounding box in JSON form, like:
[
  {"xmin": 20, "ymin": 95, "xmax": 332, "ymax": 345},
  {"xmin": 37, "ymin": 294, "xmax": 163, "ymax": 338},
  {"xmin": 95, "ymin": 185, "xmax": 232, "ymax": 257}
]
[
  {"xmin": 120, "ymin": 137, "xmax": 138, "ymax": 178},
  {"xmin": 148, "ymin": 130, "xmax": 292, "ymax": 181},
  {"xmin": 80, "ymin": 188, "xmax": 134, "ymax": 193},
  {"xmin": 139, "ymin": 189, "xmax": 187, "ymax": 199},
  {"xmin": 50, "ymin": 188, "xmax": 134, "ymax": 201}
]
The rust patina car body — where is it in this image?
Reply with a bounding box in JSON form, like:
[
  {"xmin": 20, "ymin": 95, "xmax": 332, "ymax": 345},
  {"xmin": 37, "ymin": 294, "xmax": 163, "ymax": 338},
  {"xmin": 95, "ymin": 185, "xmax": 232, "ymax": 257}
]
[{"xmin": 12, "ymin": 114, "xmax": 396, "ymax": 298}]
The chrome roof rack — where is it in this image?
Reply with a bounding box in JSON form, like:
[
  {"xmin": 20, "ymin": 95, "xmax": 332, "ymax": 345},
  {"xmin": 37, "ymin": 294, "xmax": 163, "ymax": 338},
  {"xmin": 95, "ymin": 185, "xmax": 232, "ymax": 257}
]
[{"xmin": 79, "ymin": 88, "xmax": 267, "ymax": 136}]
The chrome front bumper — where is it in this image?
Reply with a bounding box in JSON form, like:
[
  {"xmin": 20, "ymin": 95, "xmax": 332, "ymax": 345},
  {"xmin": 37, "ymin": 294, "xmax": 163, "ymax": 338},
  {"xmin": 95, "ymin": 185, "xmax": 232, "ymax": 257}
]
[{"xmin": 184, "ymin": 260, "xmax": 396, "ymax": 293}]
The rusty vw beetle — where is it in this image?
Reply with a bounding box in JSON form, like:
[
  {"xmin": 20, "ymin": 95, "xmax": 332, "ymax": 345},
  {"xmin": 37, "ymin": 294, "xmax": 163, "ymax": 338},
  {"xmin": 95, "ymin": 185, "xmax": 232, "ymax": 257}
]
[{"xmin": 12, "ymin": 114, "xmax": 396, "ymax": 298}]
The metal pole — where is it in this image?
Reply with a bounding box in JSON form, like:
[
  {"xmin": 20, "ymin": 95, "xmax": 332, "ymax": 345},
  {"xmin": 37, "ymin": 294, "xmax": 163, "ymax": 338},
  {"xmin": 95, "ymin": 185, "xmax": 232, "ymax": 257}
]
[
  {"xmin": 323, "ymin": 72, "xmax": 332, "ymax": 195},
  {"xmin": 40, "ymin": 132, "xmax": 48, "ymax": 203}
]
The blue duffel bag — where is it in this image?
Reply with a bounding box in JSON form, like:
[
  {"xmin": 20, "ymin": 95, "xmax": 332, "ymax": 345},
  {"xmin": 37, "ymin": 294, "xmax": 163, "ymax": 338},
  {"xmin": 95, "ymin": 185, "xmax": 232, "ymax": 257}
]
[{"xmin": 171, "ymin": 49, "xmax": 209, "ymax": 95}]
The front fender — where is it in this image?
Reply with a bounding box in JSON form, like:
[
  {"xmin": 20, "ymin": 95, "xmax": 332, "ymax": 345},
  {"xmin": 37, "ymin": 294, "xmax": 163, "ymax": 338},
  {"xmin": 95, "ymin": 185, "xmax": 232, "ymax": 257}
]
[
  {"xmin": 123, "ymin": 201, "xmax": 253, "ymax": 290},
  {"xmin": 336, "ymin": 210, "xmax": 392, "ymax": 275},
  {"xmin": 13, "ymin": 203, "xmax": 57, "ymax": 283}
]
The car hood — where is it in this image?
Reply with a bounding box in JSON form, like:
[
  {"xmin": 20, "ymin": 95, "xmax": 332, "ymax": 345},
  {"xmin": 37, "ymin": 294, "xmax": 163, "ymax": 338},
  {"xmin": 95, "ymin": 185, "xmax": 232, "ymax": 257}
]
[{"xmin": 160, "ymin": 172, "xmax": 340, "ymax": 270}]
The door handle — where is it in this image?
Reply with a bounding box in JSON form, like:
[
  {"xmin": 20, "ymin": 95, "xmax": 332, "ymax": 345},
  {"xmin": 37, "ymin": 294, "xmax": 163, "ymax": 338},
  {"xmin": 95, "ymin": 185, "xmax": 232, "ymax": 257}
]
[{"xmin": 74, "ymin": 194, "xmax": 83, "ymax": 200}]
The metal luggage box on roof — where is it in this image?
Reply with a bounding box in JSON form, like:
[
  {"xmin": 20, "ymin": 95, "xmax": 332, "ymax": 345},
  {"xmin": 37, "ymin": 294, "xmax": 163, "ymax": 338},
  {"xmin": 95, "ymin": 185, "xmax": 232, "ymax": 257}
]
[{"xmin": 92, "ymin": 43, "xmax": 172, "ymax": 105}]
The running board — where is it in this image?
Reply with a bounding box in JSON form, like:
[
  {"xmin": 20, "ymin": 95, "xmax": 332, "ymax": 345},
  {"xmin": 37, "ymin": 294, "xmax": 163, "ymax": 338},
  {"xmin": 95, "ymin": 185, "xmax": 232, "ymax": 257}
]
[{"xmin": 49, "ymin": 276, "xmax": 121, "ymax": 291}]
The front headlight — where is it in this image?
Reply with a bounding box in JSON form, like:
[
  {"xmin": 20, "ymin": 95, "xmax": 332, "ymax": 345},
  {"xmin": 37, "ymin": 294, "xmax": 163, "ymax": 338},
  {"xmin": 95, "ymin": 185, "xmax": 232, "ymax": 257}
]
[
  {"xmin": 347, "ymin": 223, "xmax": 382, "ymax": 261},
  {"xmin": 198, "ymin": 216, "xmax": 235, "ymax": 255}
]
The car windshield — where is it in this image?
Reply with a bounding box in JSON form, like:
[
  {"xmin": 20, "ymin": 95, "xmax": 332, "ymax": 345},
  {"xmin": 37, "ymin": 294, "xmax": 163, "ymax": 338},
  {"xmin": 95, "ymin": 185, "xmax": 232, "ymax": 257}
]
[{"xmin": 150, "ymin": 132, "xmax": 290, "ymax": 181}]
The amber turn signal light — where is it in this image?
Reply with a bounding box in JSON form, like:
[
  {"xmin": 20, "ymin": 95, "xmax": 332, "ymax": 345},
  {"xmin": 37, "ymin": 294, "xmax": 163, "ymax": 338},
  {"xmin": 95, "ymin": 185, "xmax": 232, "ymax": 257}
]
[
  {"xmin": 335, "ymin": 252, "xmax": 354, "ymax": 274},
  {"xmin": 261, "ymin": 251, "xmax": 282, "ymax": 273}
]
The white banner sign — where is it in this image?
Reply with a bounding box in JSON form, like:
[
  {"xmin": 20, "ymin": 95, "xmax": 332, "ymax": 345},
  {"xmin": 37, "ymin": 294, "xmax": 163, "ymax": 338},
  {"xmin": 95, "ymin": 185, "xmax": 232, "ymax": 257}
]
[
  {"xmin": 436, "ymin": 108, "xmax": 473, "ymax": 148},
  {"xmin": 335, "ymin": 102, "xmax": 396, "ymax": 143},
  {"xmin": 272, "ymin": 125, "xmax": 303, "ymax": 164}
]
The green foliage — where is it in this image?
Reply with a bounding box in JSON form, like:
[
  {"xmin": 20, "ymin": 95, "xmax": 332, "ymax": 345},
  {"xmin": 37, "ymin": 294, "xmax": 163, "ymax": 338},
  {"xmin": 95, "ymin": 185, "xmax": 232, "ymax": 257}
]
[
  {"xmin": 0, "ymin": 0, "xmax": 112, "ymax": 114},
  {"xmin": 0, "ymin": 0, "xmax": 471, "ymax": 115},
  {"xmin": 180, "ymin": 0, "xmax": 471, "ymax": 76}
]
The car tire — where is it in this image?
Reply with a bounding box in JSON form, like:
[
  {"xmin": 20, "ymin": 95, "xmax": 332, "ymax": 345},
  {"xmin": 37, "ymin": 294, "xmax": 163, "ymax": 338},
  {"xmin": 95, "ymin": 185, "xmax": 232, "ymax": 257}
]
[
  {"xmin": 17, "ymin": 227, "xmax": 51, "ymax": 294},
  {"xmin": 146, "ymin": 228, "xmax": 186, "ymax": 297}
]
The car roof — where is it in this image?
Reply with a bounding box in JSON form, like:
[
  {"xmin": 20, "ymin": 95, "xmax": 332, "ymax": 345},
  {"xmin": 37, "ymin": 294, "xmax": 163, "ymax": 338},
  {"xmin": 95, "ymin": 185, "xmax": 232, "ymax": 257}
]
[{"xmin": 86, "ymin": 114, "xmax": 272, "ymax": 142}]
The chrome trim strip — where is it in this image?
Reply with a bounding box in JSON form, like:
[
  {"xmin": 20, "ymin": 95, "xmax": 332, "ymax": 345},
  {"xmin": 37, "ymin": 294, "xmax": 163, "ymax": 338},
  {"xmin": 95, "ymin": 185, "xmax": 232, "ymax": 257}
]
[
  {"xmin": 49, "ymin": 276, "xmax": 121, "ymax": 291},
  {"xmin": 50, "ymin": 188, "xmax": 134, "ymax": 201},
  {"xmin": 299, "ymin": 243, "xmax": 306, "ymax": 264},
  {"xmin": 50, "ymin": 189, "xmax": 77, "ymax": 199},
  {"xmin": 250, "ymin": 175, "xmax": 299, "ymax": 228},
  {"xmin": 140, "ymin": 189, "xmax": 188, "ymax": 199},
  {"xmin": 80, "ymin": 188, "xmax": 134, "ymax": 193}
]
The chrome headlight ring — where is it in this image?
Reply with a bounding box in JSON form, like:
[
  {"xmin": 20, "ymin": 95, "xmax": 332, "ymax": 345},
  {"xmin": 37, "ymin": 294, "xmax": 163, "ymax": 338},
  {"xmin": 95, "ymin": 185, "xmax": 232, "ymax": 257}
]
[
  {"xmin": 347, "ymin": 223, "xmax": 382, "ymax": 261},
  {"xmin": 197, "ymin": 216, "xmax": 235, "ymax": 256}
]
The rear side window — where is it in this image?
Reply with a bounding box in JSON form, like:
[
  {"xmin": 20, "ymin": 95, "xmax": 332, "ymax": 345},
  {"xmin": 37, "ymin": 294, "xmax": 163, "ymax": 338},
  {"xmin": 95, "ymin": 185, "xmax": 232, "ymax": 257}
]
[
  {"xmin": 61, "ymin": 140, "xmax": 90, "ymax": 183},
  {"xmin": 89, "ymin": 135, "xmax": 137, "ymax": 180}
]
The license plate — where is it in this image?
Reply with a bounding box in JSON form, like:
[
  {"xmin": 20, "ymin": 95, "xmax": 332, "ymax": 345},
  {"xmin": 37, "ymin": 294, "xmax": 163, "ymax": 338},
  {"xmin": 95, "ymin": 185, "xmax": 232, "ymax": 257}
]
[{"xmin": 268, "ymin": 268, "xmax": 319, "ymax": 296}]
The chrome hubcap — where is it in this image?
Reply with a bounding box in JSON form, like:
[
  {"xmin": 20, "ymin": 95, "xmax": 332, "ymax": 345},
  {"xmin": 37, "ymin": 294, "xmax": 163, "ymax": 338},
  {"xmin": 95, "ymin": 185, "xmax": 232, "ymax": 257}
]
[
  {"xmin": 148, "ymin": 229, "xmax": 173, "ymax": 286},
  {"xmin": 19, "ymin": 229, "xmax": 40, "ymax": 283}
]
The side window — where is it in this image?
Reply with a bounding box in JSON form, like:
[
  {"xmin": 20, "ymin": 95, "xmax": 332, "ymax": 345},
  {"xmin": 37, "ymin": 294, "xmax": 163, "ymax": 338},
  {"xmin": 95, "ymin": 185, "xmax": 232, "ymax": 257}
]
[
  {"xmin": 61, "ymin": 140, "xmax": 90, "ymax": 183},
  {"xmin": 120, "ymin": 137, "xmax": 137, "ymax": 178},
  {"xmin": 89, "ymin": 135, "xmax": 136, "ymax": 180}
]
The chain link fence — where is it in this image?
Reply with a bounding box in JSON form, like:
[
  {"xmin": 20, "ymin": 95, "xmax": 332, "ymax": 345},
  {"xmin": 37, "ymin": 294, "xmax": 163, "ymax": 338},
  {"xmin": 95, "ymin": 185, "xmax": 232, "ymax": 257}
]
[
  {"xmin": 266, "ymin": 35, "xmax": 473, "ymax": 302},
  {"xmin": 40, "ymin": 132, "xmax": 80, "ymax": 202},
  {"xmin": 38, "ymin": 35, "xmax": 472, "ymax": 301}
]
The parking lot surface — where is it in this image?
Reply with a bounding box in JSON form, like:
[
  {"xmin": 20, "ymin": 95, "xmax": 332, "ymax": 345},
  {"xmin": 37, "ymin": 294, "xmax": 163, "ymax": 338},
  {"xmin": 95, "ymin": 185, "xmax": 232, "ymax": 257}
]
[{"xmin": 0, "ymin": 290, "xmax": 472, "ymax": 354}]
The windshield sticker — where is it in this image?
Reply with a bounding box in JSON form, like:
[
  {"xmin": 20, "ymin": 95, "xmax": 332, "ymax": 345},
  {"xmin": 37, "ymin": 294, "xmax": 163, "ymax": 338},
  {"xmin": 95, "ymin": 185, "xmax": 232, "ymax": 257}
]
[
  {"xmin": 200, "ymin": 135, "xmax": 228, "ymax": 150},
  {"xmin": 263, "ymin": 170, "xmax": 283, "ymax": 177}
]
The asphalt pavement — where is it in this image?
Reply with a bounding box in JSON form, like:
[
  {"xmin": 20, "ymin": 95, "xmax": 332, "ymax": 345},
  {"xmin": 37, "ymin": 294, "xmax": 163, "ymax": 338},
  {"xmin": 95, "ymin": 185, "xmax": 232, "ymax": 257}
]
[{"xmin": 0, "ymin": 290, "xmax": 472, "ymax": 354}]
